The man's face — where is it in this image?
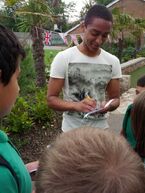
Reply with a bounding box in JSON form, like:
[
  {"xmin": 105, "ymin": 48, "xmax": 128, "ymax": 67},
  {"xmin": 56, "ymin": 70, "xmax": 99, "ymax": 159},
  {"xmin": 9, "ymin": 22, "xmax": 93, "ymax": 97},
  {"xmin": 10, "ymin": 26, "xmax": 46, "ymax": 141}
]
[
  {"xmin": 83, "ymin": 17, "xmax": 112, "ymax": 55},
  {"xmin": 0, "ymin": 56, "xmax": 21, "ymax": 118}
]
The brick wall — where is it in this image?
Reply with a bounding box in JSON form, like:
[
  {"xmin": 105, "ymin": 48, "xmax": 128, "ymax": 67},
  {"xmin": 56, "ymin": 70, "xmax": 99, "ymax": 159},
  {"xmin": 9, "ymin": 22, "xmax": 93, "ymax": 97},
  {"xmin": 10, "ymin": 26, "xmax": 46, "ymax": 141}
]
[
  {"xmin": 68, "ymin": 25, "xmax": 84, "ymax": 35},
  {"xmin": 109, "ymin": 0, "xmax": 145, "ymax": 19}
]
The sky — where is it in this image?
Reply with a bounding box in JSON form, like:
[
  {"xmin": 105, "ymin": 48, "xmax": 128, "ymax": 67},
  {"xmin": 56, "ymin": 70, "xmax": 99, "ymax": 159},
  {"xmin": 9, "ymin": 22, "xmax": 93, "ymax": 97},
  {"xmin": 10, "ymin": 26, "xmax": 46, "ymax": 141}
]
[{"xmin": 62, "ymin": 0, "xmax": 85, "ymax": 22}]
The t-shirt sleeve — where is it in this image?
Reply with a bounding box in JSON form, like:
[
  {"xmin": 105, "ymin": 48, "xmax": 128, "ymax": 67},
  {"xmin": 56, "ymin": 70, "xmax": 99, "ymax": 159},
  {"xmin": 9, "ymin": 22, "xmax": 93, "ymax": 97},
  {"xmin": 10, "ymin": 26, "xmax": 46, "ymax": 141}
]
[
  {"xmin": 122, "ymin": 104, "xmax": 132, "ymax": 134},
  {"xmin": 112, "ymin": 57, "xmax": 122, "ymax": 79},
  {"xmin": 0, "ymin": 167, "xmax": 18, "ymax": 193},
  {"xmin": 50, "ymin": 52, "xmax": 67, "ymax": 79}
]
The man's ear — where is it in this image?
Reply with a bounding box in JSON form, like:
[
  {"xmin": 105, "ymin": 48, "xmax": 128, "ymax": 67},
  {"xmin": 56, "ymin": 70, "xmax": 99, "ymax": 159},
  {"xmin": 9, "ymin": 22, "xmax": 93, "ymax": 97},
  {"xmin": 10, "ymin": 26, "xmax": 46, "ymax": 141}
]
[
  {"xmin": 0, "ymin": 70, "xmax": 1, "ymax": 80},
  {"xmin": 0, "ymin": 70, "xmax": 2, "ymax": 91},
  {"xmin": 80, "ymin": 21, "xmax": 85, "ymax": 32},
  {"xmin": 0, "ymin": 70, "xmax": 3, "ymax": 85}
]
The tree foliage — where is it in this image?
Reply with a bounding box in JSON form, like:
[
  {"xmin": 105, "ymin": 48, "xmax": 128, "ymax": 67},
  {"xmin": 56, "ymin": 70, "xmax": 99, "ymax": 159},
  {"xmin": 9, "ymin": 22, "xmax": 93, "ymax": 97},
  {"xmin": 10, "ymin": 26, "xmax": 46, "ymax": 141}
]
[
  {"xmin": 80, "ymin": 0, "xmax": 96, "ymax": 19},
  {"xmin": 0, "ymin": 0, "xmax": 77, "ymax": 88},
  {"xmin": 80, "ymin": 0, "xmax": 115, "ymax": 19},
  {"xmin": 15, "ymin": 0, "xmax": 55, "ymax": 87},
  {"xmin": 95, "ymin": 0, "xmax": 114, "ymax": 6},
  {"xmin": 112, "ymin": 8, "xmax": 145, "ymax": 61},
  {"xmin": 45, "ymin": 0, "xmax": 76, "ymax": 31}
]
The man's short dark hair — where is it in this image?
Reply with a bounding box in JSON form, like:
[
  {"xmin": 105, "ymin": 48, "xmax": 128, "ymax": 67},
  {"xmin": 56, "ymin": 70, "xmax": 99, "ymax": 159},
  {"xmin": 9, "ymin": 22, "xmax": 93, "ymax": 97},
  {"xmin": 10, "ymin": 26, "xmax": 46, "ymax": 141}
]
[
  {"xmin": 137, "ymin": 75, "xmax": 145, "ymax": 87},
  {"xmin": 84, "ymin": 4, "xmax": 113, "ymax": 26},
  {"xmin": 0, "ymin": 24, "xmax": 25, "ymax": 85}
]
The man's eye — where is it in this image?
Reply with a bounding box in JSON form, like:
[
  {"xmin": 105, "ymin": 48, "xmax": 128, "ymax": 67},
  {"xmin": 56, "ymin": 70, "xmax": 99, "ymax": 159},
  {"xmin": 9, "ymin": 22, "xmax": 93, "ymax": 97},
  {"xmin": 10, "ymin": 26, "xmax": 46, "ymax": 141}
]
[
  {"xmin": 136, "ymin": 90, "xmax": 140, "ymax": 95},
  {"xmin": 91, "ymin": 32, "xmax": 100, "ymax": 36},
  {"xmin": 102, "ymin": 34, "xmax": 108, "ymax": 38}
]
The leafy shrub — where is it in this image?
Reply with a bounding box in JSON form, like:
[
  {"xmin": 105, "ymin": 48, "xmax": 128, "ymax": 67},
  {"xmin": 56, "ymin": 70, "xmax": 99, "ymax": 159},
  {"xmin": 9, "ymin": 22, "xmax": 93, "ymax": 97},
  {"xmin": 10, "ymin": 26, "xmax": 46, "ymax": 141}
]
[
  {"xmin": 45, "ymin": 49, "xmax": 59, "ymax": 78},
  {"xmin": 44, "ymin": 49, "xmax": 59, "ymax": 67},
  {"xmin": 103, "ymin": 41, "xmax": 145, "ymax": 63},
  {"xmin": 2, "ymin": 97, "xmax": 33, "ymax": 133},
  {"xmin": 136, "ymin": 47, "xmax": 145, "ymax": 58},
  {"xmin": 19, "ymin": 48, "xmax": 36, "ymax": 96},
  {"xmin": 102, "ymin": 42, "xmax": 118, "ymax": 56},
  {"xmin": 121, "ymin": 46, "xmax": 135, "ymax": 62},
  {"xmin": 30, "ymin": 88, "xmax": 54, "ymax": 123},
  {"xmin": 2, "ymin": 88, "xmax": 55, "ymax": 133}
]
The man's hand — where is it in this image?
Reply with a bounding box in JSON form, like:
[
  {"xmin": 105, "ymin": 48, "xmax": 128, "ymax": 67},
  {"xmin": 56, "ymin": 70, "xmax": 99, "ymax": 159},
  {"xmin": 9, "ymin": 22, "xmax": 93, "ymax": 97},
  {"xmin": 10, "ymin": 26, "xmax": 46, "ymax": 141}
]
[{"xmin": 74, "ymin": 98, "xmax": 96, "ymax": 113}]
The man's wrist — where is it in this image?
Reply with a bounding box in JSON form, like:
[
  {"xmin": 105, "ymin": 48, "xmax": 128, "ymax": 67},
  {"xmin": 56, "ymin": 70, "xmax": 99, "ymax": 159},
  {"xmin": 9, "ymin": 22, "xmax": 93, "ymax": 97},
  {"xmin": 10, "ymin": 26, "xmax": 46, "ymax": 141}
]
[
  {"xmin": 108, "ymin": 103, "xmax": 117, "ymax": 112},
  {"xmin": 69, "ymin": 101, "xmax": 77, "ymax": 111}
]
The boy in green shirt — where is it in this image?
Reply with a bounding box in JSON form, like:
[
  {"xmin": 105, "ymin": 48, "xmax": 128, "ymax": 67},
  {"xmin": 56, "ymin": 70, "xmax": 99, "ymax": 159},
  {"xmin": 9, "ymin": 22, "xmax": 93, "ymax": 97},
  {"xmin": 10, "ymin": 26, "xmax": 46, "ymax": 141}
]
[
  {"xmin": 0, "ymin": 25, "xmax": 32, "ymax": 193},
  {"xmin": 122, "ymin": 75, "xmax": 145, "ymax": 160}
]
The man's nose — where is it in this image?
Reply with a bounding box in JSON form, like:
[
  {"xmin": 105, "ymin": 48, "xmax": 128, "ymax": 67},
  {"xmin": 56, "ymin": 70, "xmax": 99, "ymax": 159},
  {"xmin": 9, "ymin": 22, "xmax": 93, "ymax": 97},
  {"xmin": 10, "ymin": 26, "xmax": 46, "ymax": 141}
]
[{"xmin": 95, "ymin": 35, "xmax": 103, "ymax": 45}]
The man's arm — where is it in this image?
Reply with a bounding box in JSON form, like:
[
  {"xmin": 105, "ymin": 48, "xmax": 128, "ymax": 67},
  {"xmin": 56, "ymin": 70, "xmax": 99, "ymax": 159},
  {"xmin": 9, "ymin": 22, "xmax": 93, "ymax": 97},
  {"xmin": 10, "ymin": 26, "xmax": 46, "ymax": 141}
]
[
  {"xmin": 47, "ymin": 77, "xmax": 96, "ymax": 113},
  {"xmin": 105, "ymin": 78, "xmax": 120, "ymax": 112}
]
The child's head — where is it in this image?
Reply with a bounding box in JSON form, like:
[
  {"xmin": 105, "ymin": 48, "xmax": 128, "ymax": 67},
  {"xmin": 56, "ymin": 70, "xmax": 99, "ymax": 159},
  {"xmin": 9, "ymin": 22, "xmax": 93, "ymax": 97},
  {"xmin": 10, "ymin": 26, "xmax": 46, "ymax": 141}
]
[
  {"xmin": 136, "ymin": 75, "xmax": 145, "ymax": 95},
  {"xmin": 35, "ymin": 127, "xmax": 145, "ymax": 193},
  {"xmin": 132, "ymin": 90, "xmax": 145, "ymax": 158},
  {"xmin": 0, "ymin": 24, "xmax": 25, "ymax": 117}
]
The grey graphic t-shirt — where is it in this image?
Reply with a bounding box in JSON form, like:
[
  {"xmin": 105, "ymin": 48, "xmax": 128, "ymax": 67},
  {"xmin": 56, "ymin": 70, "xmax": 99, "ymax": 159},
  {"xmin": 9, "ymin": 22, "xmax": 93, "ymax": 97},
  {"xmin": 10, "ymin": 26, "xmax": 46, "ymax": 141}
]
[{"xmin": 50, "ymin": 46, "xmax": 122, "ymax": 131}]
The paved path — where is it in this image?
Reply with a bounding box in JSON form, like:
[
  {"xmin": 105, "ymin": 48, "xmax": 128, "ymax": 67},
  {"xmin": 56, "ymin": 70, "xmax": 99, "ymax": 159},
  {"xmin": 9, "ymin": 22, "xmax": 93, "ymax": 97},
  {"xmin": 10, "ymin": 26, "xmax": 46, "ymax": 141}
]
[
  {"xmin": 108, "ymin": 88, "xmax": 136, "ymax": 134},
  {"xmin": 108, "ymin": 114, "xmax": 124, "ymax": 134}
]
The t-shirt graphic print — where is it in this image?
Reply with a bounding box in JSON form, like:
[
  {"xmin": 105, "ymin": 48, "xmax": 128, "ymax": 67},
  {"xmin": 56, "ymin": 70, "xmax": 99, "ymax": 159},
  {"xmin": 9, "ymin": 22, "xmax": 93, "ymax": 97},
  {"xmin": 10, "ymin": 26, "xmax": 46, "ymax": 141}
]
[{"xmin": 67, "ymin": 62, "xmax": 112, "ymax": 119}]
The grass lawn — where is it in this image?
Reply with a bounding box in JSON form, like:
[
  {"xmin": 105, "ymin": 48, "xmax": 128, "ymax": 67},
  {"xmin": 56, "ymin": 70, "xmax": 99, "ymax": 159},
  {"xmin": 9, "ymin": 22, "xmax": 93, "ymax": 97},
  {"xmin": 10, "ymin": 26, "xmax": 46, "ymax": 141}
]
[
  {"xmin": 44, "ymin": 49, "xmax": 60, "ymax": 68},
  {"xmin": 130, "ymin": 65, "xmax": 145, "ymax": 87}
]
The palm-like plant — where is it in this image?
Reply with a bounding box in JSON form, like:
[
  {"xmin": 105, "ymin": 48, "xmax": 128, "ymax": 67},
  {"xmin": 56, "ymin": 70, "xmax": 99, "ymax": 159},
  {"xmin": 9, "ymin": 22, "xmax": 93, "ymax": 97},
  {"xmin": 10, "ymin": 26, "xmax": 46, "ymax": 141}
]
[
  {"xmin": 132, "ymin": 18, "xmax": 145, "ymax": 51},
  {"xmin": 112, "ymin": 8, "xmax": 145, "ymax": 61},
  {"xmin": 80, "ymin": 0, "xmax": 96, "ymax": 19},
  {"xmin": 14, "ymin": 0, "xmax": 57, "ymax": 87},
  {"xmin": 112, "ymin": 8, "xmax": 135, "ymax": 61}
]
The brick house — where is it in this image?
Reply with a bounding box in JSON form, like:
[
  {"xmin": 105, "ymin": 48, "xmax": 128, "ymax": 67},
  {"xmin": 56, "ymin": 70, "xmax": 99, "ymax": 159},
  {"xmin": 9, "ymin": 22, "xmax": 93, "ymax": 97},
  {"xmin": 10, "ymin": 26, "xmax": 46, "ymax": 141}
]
[
  {"xmin": 107, "ymin": 0, "xmax": 145, "ymax": 19},
  {"xmin": 65, "ymin": 0, "xmax": 145, "ymax": 37}
]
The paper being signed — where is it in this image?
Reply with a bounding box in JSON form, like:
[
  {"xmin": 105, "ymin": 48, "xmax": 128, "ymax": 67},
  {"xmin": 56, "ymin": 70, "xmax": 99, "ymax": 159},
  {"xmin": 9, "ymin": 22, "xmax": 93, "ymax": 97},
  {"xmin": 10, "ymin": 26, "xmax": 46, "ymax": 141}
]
[{"xmin": 84, "ymin": 99, "xmax": 115, "ymax": 119}]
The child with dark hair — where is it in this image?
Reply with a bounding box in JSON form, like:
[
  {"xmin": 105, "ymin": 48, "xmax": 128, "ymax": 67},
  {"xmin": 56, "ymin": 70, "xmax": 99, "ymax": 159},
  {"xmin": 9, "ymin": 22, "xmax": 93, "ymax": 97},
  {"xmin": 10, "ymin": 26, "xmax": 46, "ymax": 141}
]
[
  {"xmin": 47, "ymin": 4, "xmax": 122, "ymax": 132},
  {"xmin": 35, "ymin": 127, "xmax": 145, "ymax": 193},
  {"xmin": 0, "ymin": 24, "xmax": 32, "ymax": 193},
  {"xmin": 131, "ymin": 91, "xmax": 145, "ymax": 161},
  {"xmin": 136, "ymin": 75, "xmax": 145, "ymax": 94},
  {"xmin": 121, "ymin": 75, "xmax": 145, "ymax": 160}
]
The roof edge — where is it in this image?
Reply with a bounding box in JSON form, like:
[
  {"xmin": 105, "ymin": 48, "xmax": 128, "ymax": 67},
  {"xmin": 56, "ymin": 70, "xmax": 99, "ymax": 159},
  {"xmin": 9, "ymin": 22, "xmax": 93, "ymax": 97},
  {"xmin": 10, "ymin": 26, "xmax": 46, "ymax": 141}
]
[{"xmin": 106, "ymin": 0, "xmax": 120, "ymax": 8}]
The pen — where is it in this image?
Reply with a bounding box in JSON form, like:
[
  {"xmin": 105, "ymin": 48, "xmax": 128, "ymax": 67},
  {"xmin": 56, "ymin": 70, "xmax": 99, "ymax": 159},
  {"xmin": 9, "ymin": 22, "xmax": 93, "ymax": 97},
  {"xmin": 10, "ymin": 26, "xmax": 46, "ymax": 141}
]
[{"xmin": 85, "ymin": 92, "xmax": 92, "ymax": 100}]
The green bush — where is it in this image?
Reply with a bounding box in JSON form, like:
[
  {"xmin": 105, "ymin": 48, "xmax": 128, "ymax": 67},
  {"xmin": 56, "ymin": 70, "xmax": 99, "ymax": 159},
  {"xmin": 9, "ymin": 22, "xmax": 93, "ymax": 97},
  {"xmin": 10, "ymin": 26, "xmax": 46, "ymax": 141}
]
[
  {"xmin": 2, "ymin": 89, "xmax": 55, "ymax": 133},
  {"xmin": 1, "ymin": 48, "xmax": 58, "ymax": 134},
  {"xmin": 2, "ymin": 97, "xmax": 33, "ymax": 133},
  {"xmin": 121, "ymin": 46, "xmax": 135, "ymax": 63},
  {"xmin": 19, "ymin": 48, "xmax": 36, "ymax": 96},
  {"xmin": 136, "ymin": 47, "xmax": 145, "ymax": 58},
  {"xmin": 19, "ymin": 48, "xmax": 59, "ymax": 95},
  {"xmin": 103, "ymin": 41, "xmax": 145, "ymax": 63},
  {"xmin": 44, "ymin": 49, "xmax": 59, "ymax": 67},
  {"xmin": 102, "ymin": 42, "xmax": 118, "ymax": 56},
  {"xmin": 30, "ymin": 88, "xmax": 54, "ymax": 123},
  {"xmin": 45, "ymin": 49, "xmax": 59, "ymax": 78}
]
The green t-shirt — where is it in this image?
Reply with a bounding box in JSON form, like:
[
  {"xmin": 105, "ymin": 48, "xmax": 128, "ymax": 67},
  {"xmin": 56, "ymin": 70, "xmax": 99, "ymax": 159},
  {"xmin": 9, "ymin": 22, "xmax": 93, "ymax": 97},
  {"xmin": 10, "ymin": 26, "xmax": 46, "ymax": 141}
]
[
  {"xmin": 123, "ymin": 104, "xmax": 137, "ymax": 148},
  {"xmin": 123, "ymin": 104, "xmax": 145, "ymax": 163},
  {"xmin": 0, "ymin": 130, "xmax": 32, "ymax": 193}
]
